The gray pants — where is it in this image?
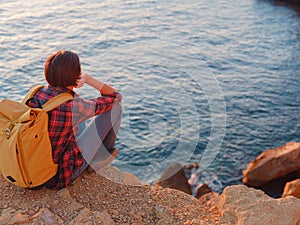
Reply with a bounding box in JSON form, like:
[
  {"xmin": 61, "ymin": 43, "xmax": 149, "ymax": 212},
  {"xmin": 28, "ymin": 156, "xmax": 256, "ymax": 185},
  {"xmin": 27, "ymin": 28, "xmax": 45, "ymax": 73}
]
[{"xmin": 70, "ymin": 102, "xmax": 122, "ymax": 181}]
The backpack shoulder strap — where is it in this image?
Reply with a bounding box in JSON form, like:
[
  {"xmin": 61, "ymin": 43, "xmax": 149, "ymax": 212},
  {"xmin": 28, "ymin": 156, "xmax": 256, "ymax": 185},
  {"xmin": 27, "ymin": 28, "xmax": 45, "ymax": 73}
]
[
  {"xmin": 21, "ymin": 85, "xmax": 44, "ymax": 104},
  {"xmin": 42, "ymin": 93, "xmax": 74, "ymax": 112}
]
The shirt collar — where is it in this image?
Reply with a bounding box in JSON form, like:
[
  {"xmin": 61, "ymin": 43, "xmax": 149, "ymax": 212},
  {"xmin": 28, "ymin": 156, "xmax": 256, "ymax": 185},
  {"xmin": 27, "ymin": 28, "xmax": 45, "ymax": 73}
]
[{"xmin": 48, "ymin": 85, "xmax": 77, "ymax": 97}]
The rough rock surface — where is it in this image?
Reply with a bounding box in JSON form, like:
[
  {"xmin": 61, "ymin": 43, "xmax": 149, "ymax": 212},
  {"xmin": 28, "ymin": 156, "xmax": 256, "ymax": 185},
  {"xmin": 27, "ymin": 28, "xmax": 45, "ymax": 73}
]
[
  {"xmin": 2, "ymin": 165, "xmax": 300, "ymax": 225},
  {"xmin": 220, "ymin": 185, "xmax": 300, "ymax": 225},
  {"xmin": 243, "ymin": 142, "xmax": 300, "ymax": 187},
  {"xmin": 282, "ymin": 178, "xmax": 300, "ymax": 198},
  {"xmin": 154, "ymin": 162, "xmax": 192, "ymax": 195},
  {"xmin": 0, "ymin": 165, "xmax": 220, "ymax": 225}
]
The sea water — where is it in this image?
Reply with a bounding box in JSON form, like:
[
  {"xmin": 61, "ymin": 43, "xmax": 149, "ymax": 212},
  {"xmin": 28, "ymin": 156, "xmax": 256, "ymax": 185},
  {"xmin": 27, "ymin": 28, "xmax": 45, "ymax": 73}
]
[{"xmin": 1, "ymin": 0, "xmax": 299, "ymax": 193}]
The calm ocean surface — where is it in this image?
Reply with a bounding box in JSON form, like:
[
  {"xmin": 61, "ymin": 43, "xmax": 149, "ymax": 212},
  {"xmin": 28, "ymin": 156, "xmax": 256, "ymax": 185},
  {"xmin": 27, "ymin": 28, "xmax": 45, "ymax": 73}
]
[{"xmin": 1, "ymin": 0, "xmax": 300, "ymax": 192}]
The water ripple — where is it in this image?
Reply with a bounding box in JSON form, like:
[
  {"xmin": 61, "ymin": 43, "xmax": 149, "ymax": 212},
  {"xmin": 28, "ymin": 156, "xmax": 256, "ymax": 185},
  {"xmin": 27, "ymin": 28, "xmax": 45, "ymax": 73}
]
[{"xmin": 0, "ymin": 0, "xmax": 299, "ymax": 191}]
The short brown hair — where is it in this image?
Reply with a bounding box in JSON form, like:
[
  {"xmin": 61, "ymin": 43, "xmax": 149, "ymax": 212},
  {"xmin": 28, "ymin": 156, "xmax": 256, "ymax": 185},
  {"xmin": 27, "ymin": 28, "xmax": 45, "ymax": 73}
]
[{"xmin": 44, "ymin": 50, "xmax": 81, "ymax": 87}]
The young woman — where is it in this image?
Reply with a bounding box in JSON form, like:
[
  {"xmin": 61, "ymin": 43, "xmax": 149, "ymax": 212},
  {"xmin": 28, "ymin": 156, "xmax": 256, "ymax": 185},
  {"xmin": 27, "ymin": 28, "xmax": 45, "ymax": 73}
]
[{"xmin": 27, "ymin": 50, "xmax": 122, "ymax": 189}]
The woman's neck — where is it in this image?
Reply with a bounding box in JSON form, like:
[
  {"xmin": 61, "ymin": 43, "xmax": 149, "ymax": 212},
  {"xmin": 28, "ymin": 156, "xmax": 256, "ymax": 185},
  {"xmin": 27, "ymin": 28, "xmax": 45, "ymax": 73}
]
[{"xmin": 66, "ymin": 86, "xmax": 74, "ymax": 91}]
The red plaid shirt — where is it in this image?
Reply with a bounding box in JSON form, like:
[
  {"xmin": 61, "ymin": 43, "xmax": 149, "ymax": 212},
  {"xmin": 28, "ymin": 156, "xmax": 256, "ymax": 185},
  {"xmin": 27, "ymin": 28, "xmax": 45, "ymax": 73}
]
[{"xmin": 28, "ymin": 85, "xmax": 122, "ymax": 189}]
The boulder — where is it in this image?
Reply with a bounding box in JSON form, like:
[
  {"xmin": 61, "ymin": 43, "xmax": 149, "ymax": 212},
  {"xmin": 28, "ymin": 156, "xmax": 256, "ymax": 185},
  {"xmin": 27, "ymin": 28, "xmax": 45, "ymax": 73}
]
[
  {"xmin": 257, "ymin": 170, "xmax": 300, "ymax": 198},
  {"xmin": 220, "ymin": 185, "xmax": 300, "ymax": 225},
  {"xmin": 195, "ymin": 183, "xmax": 212, "ymax": 199},
  {"xmin": 154, "ymin": 162, "xmax": 192, "ymax": 195},
  {"xmin": 243, "ymin": 142, "xmax": 300, "ymax": 187},
  {"xmin": 282, "ymin": 178, "xmax": 300, "ymax": 198},
  {"xmin": 97, "ymin": 165, "xmax": 141, "ymax": 186}
]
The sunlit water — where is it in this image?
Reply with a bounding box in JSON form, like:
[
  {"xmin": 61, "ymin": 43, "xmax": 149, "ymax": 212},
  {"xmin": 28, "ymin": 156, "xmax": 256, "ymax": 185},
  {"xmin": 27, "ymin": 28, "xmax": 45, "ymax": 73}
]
[{"xmin": 1, "ymin": 0, "xmax": 300, "ymax": 193}]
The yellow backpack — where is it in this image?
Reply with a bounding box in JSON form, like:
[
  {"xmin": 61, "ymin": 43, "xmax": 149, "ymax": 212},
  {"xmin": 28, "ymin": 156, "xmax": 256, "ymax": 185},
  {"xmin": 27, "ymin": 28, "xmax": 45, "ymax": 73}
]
[{"xmin": 0, "ymin": 86, "xmax": 73, "ymax": 188}]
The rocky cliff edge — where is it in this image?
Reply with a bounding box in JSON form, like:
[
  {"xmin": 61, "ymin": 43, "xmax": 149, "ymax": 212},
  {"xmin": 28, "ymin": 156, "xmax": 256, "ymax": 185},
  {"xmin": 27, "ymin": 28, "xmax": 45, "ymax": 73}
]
[{"xmin": 0, "ymin": 165, "xmax": 299, "ymax": 225}]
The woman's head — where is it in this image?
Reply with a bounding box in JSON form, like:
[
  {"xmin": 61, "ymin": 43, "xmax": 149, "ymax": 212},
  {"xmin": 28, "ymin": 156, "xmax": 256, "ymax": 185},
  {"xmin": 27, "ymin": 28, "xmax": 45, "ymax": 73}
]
[{"xmin": 44, "ymin": 50, "xmax": 81, "ymax": 87}]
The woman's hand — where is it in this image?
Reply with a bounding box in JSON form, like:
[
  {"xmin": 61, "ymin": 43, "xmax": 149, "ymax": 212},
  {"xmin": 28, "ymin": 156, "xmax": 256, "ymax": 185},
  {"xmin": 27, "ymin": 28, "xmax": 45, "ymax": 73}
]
[
  {"xmin": 76, "ymin": 74, "xmax": 117, "ymax": 95},
  {"xmin": 76, "ymin": 74, "xmax": 88, "ymax": 88}
]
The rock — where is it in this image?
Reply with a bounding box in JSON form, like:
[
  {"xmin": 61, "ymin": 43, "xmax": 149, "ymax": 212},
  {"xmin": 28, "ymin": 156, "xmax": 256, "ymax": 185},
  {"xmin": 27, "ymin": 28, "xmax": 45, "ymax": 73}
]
[
  {"xmin": 243, "ymin": 142, "xmax": 300, "ymax": 187},
  {"xmin": 282, "ymin": 178, "xmax": 300, "ymax": 198},
  {"xmin": 257, "ymin": 170, "xmax": 300, "ymax": 198},
  {"xmin": 0, "ymin": 207, "xmax": 29, "ymax": 225},
  {"xmin": 97, "ymin": 165, "xmax": 141, "ymax": 186},
  {"xmin": 30, "ymin": 208, "xmax": 64, "ymax": 224},
  {"xmin": 0, "ymin": 207, "xmax": 64, "ymax": 225},
  {"xmin": 68, "ymin": 208, "xmax": 115, "ymax": 225},
  {"xmin": 154, "ymin": 162, "xmax": 192, "ymax": 195},
  {"xmin": 0, "ymin": 165, "xmax": 221, "ymax": 225},
  {"xmin": 192, "ymin": 163, "xmax": 199, "ymax": 169},
  {"xmin": 57, "ymin": 188, "xmax": 71, "ymax": 198},
  {"xmin": 154, "ymin": 205, "xmax": 176, "ymax": 224},
  {"xmin": 57, "ymin": 187, "xmax": 85, "ymax": 212},
  {"xmin": 184, "ymin": 164, "xmax": 194, "ymax": 170},
  {"xmin": 67, "ymin": 199, "xmax": 85, "ymax": 212},
  {"xmin": 95, "ymin": 211, "xmax": 115, "ymax": 225},
  {"xmin": 195, "ymin": 184, "xmax": 212, "ymax": 199},
  {"xmin": 184, "ymin": 219, "xmax": 200, "ymax": 225},
  {"xmin": 184, "ymin": 163, "xmax": 199, "ymax": 170},
  {"xmin": 220, "ymin": 185, "xmax": 300, "ymax": 225},
  {"xmin": 121, "ymin": 172, "xmax": 141, "ymax": 185},
  {"xmin": 198, "ymin": 192, "xmax": 222, "ymax": 210}
]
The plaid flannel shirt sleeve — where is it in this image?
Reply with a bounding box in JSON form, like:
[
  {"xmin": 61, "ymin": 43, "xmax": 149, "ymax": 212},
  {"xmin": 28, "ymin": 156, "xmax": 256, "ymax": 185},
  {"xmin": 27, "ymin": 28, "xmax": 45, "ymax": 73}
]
[{"xmin": 72, "ymin": 92, "xmax": 122, "ymax": 125}]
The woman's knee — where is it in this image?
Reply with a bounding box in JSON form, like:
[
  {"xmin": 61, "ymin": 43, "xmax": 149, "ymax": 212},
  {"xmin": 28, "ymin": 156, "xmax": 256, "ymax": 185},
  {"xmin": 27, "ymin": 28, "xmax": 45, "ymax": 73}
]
[
  {"xmin": 94, "ymin": 102, "xmax": 122, "ymax": 125},
  {"xmin": 112, "ymin": 102, "xmax": 122, "ymax": 117}
]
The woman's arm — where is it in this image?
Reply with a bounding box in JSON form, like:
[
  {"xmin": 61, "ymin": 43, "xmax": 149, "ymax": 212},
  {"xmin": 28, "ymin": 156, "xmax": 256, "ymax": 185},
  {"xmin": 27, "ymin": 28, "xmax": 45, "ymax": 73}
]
[{"xmin": 76, "ymin": 74, "xmax": 117, "ymax": 95}]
